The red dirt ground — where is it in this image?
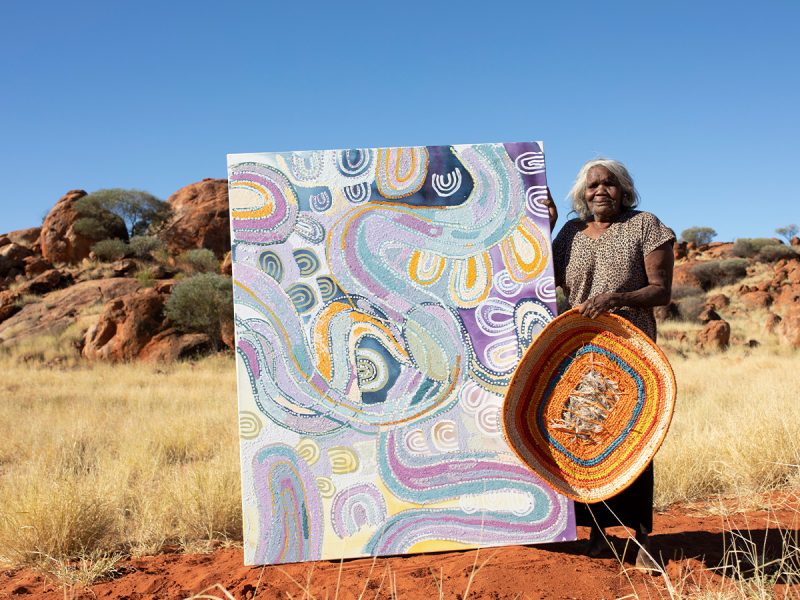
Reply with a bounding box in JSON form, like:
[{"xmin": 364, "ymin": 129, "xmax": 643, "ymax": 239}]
[{"xmin": 1, "ymin": 493, "xmax": 798, "ymax": 600}]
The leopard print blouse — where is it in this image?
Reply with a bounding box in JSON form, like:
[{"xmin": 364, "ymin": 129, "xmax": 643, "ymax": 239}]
[{"xmin": 552, "ymin": 210, "xmax": 675, "ymax": 341}]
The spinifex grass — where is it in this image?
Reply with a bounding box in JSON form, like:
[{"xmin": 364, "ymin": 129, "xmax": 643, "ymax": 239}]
[{"xmin": 0, "ymin": 322, "xmax": 798, "ymax": 574}]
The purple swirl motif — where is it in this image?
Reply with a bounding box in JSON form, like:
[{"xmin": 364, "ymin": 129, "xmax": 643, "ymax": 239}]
[
  {"xmin": 251, "ymin": 444, "xmax": 323, "ymax": 564},
  {"xmin": 229, "ymin": 162, "xmax": 298, "ymax": 245},
  {"xmin": 331, "ymin": 483, "xmax": 388, "ymax": 538}
]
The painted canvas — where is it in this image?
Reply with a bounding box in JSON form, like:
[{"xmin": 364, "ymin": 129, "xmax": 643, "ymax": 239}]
[{"xmin": 227, "ymin": 142, "xmax": 576, "ymax": 565}]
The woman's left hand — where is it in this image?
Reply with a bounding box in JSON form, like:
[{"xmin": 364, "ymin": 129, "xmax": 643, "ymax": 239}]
[{"xmin": 577, "ymin": 293, "xmax": 619, "ymax": 318}]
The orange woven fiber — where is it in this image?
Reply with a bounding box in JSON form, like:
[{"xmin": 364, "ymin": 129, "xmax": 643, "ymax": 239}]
[{"xmin": 502, "ymin": 309, "xmax": 676, "ymax": 503}]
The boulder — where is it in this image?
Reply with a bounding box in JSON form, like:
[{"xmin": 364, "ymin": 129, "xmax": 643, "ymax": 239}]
[
  {"xmin": 0, "ymin": 278, "xmax": 141, "ymax": 343},
  {"xmin": 706, "ymin": 293, "xmax": 730, "ymax": 310},
  {"xmin": 654, "ymin": 302, "xmax": 680, "ymax": 321},
  {"xmin": 23, "ymin": 256, "xmax": 52, "ymax": 277},
  {"xmin": 673, "ymin": 241, "xmax": 688, "ymax": 260},
  {"xmin": 764, "ymin": 312, "xmax": 782, "ymax": 335},
  {"xmin": 696, "ymin": 319, "xmax": 730, "ymax": 351},
  {"xmin": 791, "ymin": 236, "xmax": 800, "ymax": 247},
  {"xmin": 673, "ymin": 263, "xmax": 703, "ymax": 289},
  {"xmin": 778, "ymin": 306, "xmax": 800, "ymax": 348},
  {"xmin": 15, "ymin": 269, "xmax": 73, "ymax": 296},
  {"xmin": 0, "ymin": 290, "xmax": 21, "ymax": 324},
  {"xmin": 82, "ymin": 289, "xmax": 165, "ymax": 361},
  {"xmin": 698, "ymin": 306, "xmax": 722, "ymax": 323},
  {"xmin": 139, "ymin": 329, "xmax": 213, "ymax": 362},
  {"xmin": 40, "ymin": 189, "xmax": 128, "ymax": 264},
  {"xmin": 773, "ymin": 283, "xmax": 800, "ymax": 308},
  {"xmin": 110, "ymin": 259, "xmax": 137, "ymax": 277},
  {"xmin": 0, "ymin": 243, "xmax": 35, "ymax": 279},
  {"xmin": 160, "ymin": 179, "xmax": 230, "ymax": 258},
  {"xmin": 7, "ymin": 227, "xmax": 41, "ymax": 251},
  {"xmin": 740, "ymin": 291, "xmax": 772, "ymax": 309}
]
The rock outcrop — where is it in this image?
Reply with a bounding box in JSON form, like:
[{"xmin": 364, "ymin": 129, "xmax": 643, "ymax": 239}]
[
  {"xmin": 160, "ymin": 179, "xmax": 230, "ymax": 258},
  {"xmin": 82, "ymin": 289, "xmax": 166, "ymax": 361},
  {"xmin": 40, "ymin": 190, "xmax": 127, "ymax": 264},
  {"xmin": 696, "ymin": 319, "xmax": 731, "ymax": 351},
  {"xmin": 139, "ymin": 329, "xmax": 213, "ymax": 362},
  {"xmin": 778, "ymin": 306, "xmax": 800, "ymax": 349},
  {"xmin": 0, "ymin": 278, "xmax": 141, "ymax": 342}
]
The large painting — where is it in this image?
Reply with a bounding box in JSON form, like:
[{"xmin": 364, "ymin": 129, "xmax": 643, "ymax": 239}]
[{"xmin": 227, "ymin": 142, "xmax": 575, "ymax": 565}]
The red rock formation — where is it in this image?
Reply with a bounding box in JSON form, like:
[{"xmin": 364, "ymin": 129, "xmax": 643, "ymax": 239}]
[
  {"xmin": 672, "ymin": 263, "xmax": 703, "ymax": 289},
  {"xmin": 0, "ymin": 243, "xmax": 35, "ymax": 282},
  {"xmin": 82, "ymin": 289, "xmax": 165, "ymax": 361},
  {"xmin": 764, "ymin": 312, "xmax": 782, "ymax": 335},
  {"xmin": 698, "ymin": 306, "xmax": 721, "ymax": 323},
  {"xmin": 160, "ymin": 179, "xmax": 230, "ymax": 258},
  {"xmin": 706, "ymin": 294, "xmax": 730, "ymax": 310},
  {"xmin": 139, "ymin": 329, "xmax": 212, "ymax": 362},
  {"xmin": 0, "ymin": 278, "xmax": 141, "ymax": 342},
  {"xmin": 7, "ymin": 227, "xmax": 41, "ymax": 251},
  {"xmin": 778, "ymin": 306, "xmax": 800, "ymax": 348},
  {"xmin": 23, "ymin": 256, "xmax": 52, "ymax": 277},
  {"xmin": 740, "ymin": 291, "xmax": 772, "ymax": 309},
  {"xmin": 15, "ymin": 269, "xmax": 73, "ymax": 296},
  {"xmin": 696, "ymin": 319, "xmax": 731, "ymax": 351},
  {"xmin": 40, "ymin": 190, "xmax": 127, "ymax": 264}
]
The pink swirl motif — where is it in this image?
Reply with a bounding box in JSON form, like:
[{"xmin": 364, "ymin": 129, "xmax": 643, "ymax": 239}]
[{"xmin": 229, "ymin": 162, "xmax": 298, "ymax": 245}]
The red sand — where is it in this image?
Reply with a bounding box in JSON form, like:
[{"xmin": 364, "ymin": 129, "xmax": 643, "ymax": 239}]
[{"xmin": 2, "ymin": 494, "xmax": 798, "ymax": 599}]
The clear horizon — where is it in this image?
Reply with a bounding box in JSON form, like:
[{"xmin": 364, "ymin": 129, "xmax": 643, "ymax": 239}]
[{"xmin": 2, "ymin": 1, "xmax": 797, "ymax": 242}]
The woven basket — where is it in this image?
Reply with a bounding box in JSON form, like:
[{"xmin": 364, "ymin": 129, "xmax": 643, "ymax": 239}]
[{"xmin": 502, "ymin": 308, "xmax": 676, "ymax": 503}]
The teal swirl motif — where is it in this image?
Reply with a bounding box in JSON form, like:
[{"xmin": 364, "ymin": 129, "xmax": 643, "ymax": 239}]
[
  {"xmin": 293, "ymin": 248, "xmax": 320, "ymax": 277},
  {"xmin": 316, "ymin": 276, "xmax": 339, "ymax": 302},
  {"xmin": 287, "ymin": 283, "xmax": 317, "ymax": 314},
  {"xmin": 258, "ymin": 251, "xmax": 283, "ymax": 283}
]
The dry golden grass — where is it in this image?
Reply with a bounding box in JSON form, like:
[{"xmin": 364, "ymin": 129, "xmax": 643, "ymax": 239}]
[
  {"xmin": 0, "ymin": 295, "xmax": 798, "ymax": 594},
  {"xmin": 0, "ymin": 352, "xmax": 240, "ymax": 569}
]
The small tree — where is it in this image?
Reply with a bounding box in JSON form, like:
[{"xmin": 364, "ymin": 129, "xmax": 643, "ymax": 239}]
[
  {"xmin": 76, "ymin": 189, "xmax": 172, "ymax": 239},
  {"xmin": 776, "ymin": 224, "xmax": 799, "ymax": 243},
  {"xmin": 680, "ymin": 227, "xmax": 717, "ymax": 246},
  {"xmin": 165, "ymin": 274, "xmax": 233, "ymax": 350}
]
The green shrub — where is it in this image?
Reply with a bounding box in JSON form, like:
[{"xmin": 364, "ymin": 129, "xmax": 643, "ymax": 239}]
[
  {"xmin": 680, "ymin": 227, "xmax": 717, "ymax": 246},
  {"xmin": 74, "ymin": 199, "xmax": 129, "ymax": 242},
  {"xmin": 676, "ymin": 295, "xmax": 706, "ymax": 322},
  {"xmin": 178, "ymin": 249, "xmax": 219, "ymax": 274},
  {"xmin": 732, "ymin": 237, "xmax": 780, "ymax": 258},
  {"xmin": 690, "ymin": 258, "xmax": 748, "ymax": 290},
  {"xmin": 128, "ymin": 235, "xmax": 164, "ymax": 259},
  {"xmin": 671, "ymin": 284, "xmax": 704, "ymax": 300},
  {"xmin": 758, "ymin": 244, "xmax": 797, "ymax": 262},
  {"xmin": 91, "ymin": 239, "xmax": 128, "ymax": 262},
  {"xmin": 165, "ymin": 274, "xmax": 233, "ymax": 349}
]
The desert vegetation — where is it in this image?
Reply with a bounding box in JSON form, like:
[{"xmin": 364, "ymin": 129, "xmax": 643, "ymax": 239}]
[{"xmin": 3, "ymin": 183, "xmax": 800, "ymax": 596}]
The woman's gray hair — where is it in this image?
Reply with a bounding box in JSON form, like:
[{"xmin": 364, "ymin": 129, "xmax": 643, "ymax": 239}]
[{"xmin": 568, "ymin": 158, "xmax": 640, "ymax": 219}]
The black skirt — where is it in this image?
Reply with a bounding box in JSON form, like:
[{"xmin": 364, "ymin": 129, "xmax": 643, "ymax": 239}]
[{"xmin": 574, "ymin": 462, "xmax": 653, "ymax": 533}]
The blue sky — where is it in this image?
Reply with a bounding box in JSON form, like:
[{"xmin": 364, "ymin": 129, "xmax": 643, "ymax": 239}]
[{"xmin": 1, "ymin": 1, "xmax": 797, "ymax": 241}]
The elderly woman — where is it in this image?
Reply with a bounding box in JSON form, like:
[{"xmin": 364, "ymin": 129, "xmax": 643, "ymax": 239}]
[{"xmin": 545, "ymin": 158, "xmax": 675, "ymax": 569}]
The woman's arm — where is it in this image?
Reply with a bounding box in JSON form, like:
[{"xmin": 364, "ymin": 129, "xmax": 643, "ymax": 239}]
[{"xmin": 577, "ymin": 241, "xmax": 674, "ymax": 318}]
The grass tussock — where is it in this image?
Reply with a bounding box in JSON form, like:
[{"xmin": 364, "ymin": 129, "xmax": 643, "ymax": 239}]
[
  {"xmin": 0, "ymin": 353, "xmax": 239, "ymax": 568},
  {"xmin": 0, "ymin": 300, "xmax": 798, "ymax": 595}
]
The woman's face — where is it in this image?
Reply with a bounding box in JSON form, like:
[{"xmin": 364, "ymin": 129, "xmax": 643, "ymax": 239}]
[{"xmin": 584, "ymin": 166, "xmax": 624, "ymax": 221}]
